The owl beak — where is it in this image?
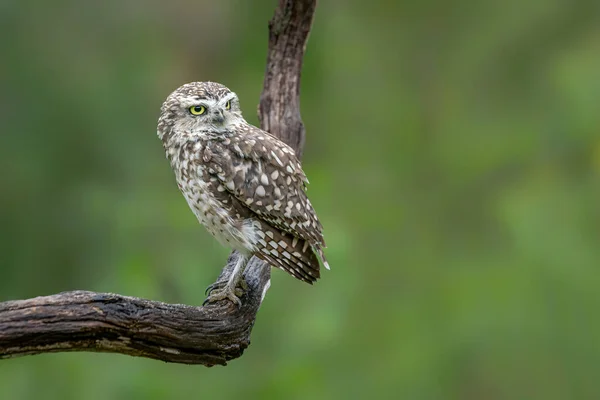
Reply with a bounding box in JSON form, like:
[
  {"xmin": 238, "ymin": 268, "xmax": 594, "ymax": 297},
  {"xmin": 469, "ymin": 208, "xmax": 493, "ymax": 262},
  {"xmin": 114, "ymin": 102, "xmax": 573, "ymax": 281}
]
[{"xmin": 212, "ymin": 109, "xmax": 225, "ymax": 124}]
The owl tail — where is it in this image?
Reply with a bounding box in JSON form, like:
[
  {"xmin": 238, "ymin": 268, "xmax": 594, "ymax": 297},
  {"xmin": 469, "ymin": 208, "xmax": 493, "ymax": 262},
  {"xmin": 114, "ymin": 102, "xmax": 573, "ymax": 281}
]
[{"xmin": 254, "ymin": 228, "xmax": 323, "ymax": 284}]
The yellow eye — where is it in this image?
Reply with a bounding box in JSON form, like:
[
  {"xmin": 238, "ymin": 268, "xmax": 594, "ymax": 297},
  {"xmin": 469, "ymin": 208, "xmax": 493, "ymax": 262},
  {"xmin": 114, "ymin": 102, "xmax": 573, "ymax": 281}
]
[
  {"xmin": 189, "ymin": 105, "xmax": 206, "ymax": 115},
  {"xmin": 225, "ymin": 100, "xmax": 231, "ymax": 110}
]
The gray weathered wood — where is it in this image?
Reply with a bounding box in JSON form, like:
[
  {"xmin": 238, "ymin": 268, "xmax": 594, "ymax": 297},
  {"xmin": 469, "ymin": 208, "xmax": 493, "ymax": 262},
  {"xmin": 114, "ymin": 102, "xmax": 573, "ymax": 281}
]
[{"xmin": 0, "ymin": 0, "xmax": 317, "ymax": 366}]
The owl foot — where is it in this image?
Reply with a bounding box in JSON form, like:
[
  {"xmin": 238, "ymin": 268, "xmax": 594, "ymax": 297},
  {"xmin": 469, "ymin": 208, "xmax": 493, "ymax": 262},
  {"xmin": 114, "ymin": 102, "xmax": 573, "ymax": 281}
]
[
  {"xmin": 204, "ymin": 278, "xmax": 248, "ymax": 296},
  {"xmin": 203, "ymin": 252, "xmax": 249, "ymax": 307},
  {"xmin": 203, "ymin": 280, "xmax": 246, "ymax": 307}
]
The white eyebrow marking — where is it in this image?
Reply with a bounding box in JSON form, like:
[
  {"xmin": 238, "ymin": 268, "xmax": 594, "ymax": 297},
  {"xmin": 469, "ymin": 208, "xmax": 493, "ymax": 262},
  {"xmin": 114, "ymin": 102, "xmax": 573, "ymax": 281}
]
[
  {"xmin": 183, "ymin": 97, "xmax": 217, "ymax": 109},
  {"xmin": 221, "ymin": 93, "xmax": 237, "ymax": 106}
]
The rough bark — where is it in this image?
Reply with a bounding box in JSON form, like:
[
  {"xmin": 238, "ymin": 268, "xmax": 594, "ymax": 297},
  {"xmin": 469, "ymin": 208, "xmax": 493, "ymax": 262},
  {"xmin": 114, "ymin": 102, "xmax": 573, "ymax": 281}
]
[
  {"xmin": 259, "ymin": 0, "xmax": 316, "ymax": 159},
  {"xmin": 0, "ymin": 0, "xmax": 317, "ymax": 366}
]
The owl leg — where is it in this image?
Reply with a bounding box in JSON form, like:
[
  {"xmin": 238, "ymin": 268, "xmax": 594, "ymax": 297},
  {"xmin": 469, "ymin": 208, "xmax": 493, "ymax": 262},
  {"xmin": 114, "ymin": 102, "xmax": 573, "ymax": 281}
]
[{"xmin": 203, "ymin": 253, "xmax": 248, "ymax": 306}]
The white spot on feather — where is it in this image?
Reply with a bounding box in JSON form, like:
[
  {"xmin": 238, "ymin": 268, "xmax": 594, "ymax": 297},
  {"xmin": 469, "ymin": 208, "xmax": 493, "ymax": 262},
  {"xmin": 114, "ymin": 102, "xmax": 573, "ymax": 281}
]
[
  {"xmin": 302, "ymin": 241, "xmax": 309, "ymax": 252},
  {"xmin": 271, "ymin": 151, "xmax": 284, "ymax": 166}
]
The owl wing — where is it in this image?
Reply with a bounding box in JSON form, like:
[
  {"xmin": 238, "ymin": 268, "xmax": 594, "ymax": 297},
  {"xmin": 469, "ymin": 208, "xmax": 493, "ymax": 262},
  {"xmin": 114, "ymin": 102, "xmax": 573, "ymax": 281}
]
[{"xmin": 202, "ymin": 125, "xmax": 325, "ymax": 248}]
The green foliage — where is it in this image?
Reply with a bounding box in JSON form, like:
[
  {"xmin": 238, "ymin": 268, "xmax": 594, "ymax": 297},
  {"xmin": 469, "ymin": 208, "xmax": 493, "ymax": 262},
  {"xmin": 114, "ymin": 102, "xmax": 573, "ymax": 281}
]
[{"xmin": 1, "ymin": 1, "xmax": 599, "ymax": 399}]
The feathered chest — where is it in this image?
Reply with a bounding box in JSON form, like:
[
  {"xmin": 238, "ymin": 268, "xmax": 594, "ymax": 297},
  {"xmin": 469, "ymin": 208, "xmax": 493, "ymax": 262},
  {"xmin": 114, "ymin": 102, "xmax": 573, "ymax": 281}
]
[{"xmin": 167, "ymin": 139, "xmax": 256, "ymax": 251}]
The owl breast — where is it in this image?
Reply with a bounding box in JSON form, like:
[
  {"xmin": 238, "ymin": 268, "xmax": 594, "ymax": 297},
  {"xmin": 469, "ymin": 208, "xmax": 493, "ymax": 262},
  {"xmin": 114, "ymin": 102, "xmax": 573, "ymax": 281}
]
[{"xmin": 173, "ymin": 145, "xmax": 257, "ymax": 254}]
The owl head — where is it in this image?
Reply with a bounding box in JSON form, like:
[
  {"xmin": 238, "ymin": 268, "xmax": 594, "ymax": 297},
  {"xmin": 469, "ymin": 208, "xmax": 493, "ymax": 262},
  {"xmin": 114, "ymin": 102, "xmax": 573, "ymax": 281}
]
[{"xmin": 157, "ymin": 81, "xmax": 244, "ymax": 143}]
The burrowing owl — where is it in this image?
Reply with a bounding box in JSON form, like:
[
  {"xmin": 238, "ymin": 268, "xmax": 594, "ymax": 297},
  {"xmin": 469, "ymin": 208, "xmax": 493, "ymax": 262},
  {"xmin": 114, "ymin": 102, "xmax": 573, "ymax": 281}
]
[{"xmin": 157, "ymin": 82, "xmax": 328, "ymax": 305}]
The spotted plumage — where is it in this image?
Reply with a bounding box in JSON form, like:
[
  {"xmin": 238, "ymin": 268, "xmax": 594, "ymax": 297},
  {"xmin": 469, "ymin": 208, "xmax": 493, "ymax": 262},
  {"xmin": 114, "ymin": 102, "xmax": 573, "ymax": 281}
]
[{"xmin": 157, "ymin": 82, "xmax": 328, "ymax": 304}]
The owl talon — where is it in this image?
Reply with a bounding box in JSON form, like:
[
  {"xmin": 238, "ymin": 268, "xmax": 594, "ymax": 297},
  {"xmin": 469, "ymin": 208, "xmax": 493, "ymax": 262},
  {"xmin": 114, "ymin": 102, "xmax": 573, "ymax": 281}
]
[
  {"xmin": 203, "ymin": 273, "xmax": 247, "ymax": 306},
  {"xmin": 203, "ymin": 285, "xmax": 244, "ymax": 307},
  {"xmin": 205, "ymin": 281, "xmax": 224, "ymax": 296},
  {"xmin": 205, "ymin": 278, "xmax": 246, "ymax": 296}
]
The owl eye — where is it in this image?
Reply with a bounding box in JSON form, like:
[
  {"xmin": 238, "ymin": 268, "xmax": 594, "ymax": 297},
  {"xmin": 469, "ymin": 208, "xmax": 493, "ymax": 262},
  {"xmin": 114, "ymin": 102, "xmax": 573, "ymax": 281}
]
[
  {"xmin": 189, "ymin": 105, "xmax": 206, "ymax": 115},
  {"xmin": 225, "ymin": 100, "xmax": 231, "ymax": 110}
]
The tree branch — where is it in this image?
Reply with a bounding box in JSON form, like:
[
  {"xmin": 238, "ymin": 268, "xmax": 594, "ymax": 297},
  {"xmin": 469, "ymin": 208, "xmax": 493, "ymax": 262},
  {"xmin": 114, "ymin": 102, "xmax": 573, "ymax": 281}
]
[
  {"xmin": 0, "ymin": 0, "xmax": 317, "ymax": 366},
  {"xmin": 260, "ymin": 0, "xmax": 316, "ymax": 158}
]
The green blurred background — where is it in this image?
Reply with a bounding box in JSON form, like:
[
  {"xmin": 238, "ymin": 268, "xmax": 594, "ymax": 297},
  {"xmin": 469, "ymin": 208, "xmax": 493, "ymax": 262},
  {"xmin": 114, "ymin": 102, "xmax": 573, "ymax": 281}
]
[{"xmin": 1, "ymin": 0, "xmax": 599, "ymax": 399}]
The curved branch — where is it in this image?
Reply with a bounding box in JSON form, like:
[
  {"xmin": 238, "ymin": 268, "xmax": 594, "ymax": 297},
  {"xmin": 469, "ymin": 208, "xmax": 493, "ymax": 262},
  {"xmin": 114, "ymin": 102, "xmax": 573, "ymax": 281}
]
[
  {"xmin": 0, "ymin": 255, "xmax": 269, "ymax": 366},
  {"xmin": 0, "ymin": 0, "xmax": 317, "ymax": 366}
]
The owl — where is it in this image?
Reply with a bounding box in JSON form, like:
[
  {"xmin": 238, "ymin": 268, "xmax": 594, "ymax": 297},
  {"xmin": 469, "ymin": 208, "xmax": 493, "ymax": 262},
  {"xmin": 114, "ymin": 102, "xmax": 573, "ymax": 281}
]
[{"xmin": 157, "ymin": 82, "xmax": 328, "ymax": 305}]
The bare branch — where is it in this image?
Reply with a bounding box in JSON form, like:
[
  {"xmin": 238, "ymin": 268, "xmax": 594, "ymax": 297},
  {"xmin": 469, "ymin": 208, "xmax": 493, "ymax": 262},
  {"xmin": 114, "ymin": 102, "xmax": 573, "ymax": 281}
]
[
  {"xmin": 260, "ymin": 0, "xmax": 317, "ymax": 157},
  {"xmin": 0, "ymin": 0, "xmax": 317, "ymax": 366},
  {"xmin": 0, "ymin": 255, "xmax": 270, "ymax": 366}
]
